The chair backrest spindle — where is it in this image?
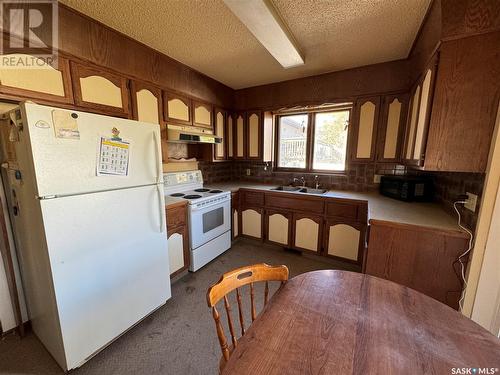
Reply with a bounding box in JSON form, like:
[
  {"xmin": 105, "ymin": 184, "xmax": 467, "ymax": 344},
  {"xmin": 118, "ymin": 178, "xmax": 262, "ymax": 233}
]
[
  {"xmin": 206, "ymin": 264, "xmax": 289, "ymax": 369},
  {"xmin": 250, "ymin": 282, "xmax": 256, "ymax": 322},
  {"xmin": 264, "ymin": 281, "xmax": 269, "ymax": 306},
  {"xmin": 223, "ymin": 295, "xmax": 237, "ymax": 348},
  {"xmin": 236, "ymin": 287, "xmax": 245, "ymax": 336},
  {"xmin": 212, "ymin": 306, "xmax": 230, "ymax": 361}
]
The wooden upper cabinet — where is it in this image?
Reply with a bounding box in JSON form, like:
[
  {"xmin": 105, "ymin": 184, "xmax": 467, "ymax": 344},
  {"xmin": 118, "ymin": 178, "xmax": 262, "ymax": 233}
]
[
  {"xmin": 235, "ymin": 113, "xmax": 245, "ymax": 159},
  {"xmin": 403, "ymin": 59, "xmax": 437, "ymax": 167},
  {"xmin": 351, "ymin": 96, "xmax": 380, "ymax": 162},
  {"xmin": 214, "ymin": 108, "xmax": 226, "ymax": 160},
  {"xmin": 193, "ymin": 101, "xmax": 213, "ymax": 129},
  {"xmin": 413, "ymin": 67, "xmax": 435, "ymax": 166},
  {"xmin": 262, "ymin": 111, "xmax": 274, "ymax": 162},
  {"xmin": 163, "ymin": 91, "xmax": 192, "ymax": 125},
  {"xmin": 71, "ymin": 61, "xmax": 129, "ymax": 116},
  {"xmin": 376, "ymin": 94, "xmax": 408, "ymax": 163},
  {"xmin": 229, "ymin": 110, "xmax": 264, "ymax": 161},
  {"xmin": 227, "ymin": 113, "xmax": 234, "ymax": 159},
  {"xmin": 423, "ymin": 35, "xmax": 498, "ymax": 173},
  {"xmin": 246, "ymin": 110, "xmax": 262, "ymax": 160},
  {"xmin": 130, "ymin": 80, "xmax": 162, "ymax": 124},
  {"xmin": 0, "ymin": 54, "xmax": 73, "ymax": 104},
  {"xmin": 404, "ymin": 84, "xmax": 421, "ymax": 162}
]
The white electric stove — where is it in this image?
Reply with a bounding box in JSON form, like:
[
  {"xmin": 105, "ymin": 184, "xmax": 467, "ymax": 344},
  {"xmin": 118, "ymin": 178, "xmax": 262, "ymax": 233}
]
[{"xmin": 164, "ymin": 170, "xmax": 231, "ymax": 271}]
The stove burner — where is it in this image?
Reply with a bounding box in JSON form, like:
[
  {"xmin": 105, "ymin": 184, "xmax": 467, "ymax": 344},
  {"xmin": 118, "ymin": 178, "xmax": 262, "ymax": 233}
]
[
  {"xmin": 170, "ymin": 193, "xmax": 185, "ymax": 197},
  {"xmin": 209, "ymin": 190, "xmax": 223, "ymax": 193},
  {"xmin": 194, "ymin": 188, "xmax": 210, "ymax": 192},
  {"xmin": 184, "ymin": 194, "xmax": 202, "ymax": 199}
]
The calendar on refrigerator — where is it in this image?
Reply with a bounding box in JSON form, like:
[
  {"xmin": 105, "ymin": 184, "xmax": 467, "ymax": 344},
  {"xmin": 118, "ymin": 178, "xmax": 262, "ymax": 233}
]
[{"xmin": 97, "ymin": 137, "xmax": 130, "ymax": 176}]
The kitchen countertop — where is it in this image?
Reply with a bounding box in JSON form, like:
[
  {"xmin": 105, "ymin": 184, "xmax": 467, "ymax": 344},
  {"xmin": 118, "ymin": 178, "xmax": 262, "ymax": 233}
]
[
  {"xmin": 205, "ymin": 182, "xmax": 464, "ymax": 233},
  {"xmin": 165, "ymin": 196, "xmax": 187, "ymax": 208}
]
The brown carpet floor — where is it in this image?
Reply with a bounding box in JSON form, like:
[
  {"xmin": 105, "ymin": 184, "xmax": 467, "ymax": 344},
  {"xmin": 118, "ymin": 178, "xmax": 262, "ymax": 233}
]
[{"xmin": 0, "ymin": 239, "xmax": 358, "ymax": 375}]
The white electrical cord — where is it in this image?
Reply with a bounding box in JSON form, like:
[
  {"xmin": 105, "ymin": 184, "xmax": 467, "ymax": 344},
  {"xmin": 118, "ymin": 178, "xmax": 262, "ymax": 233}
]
[{"xmin": 453, "ymin": 200, "xmax": 474, "ymax": 311}]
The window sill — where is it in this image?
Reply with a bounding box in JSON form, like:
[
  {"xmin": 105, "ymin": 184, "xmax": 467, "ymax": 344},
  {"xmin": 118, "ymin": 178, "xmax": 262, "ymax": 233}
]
[{"xmin": 273, "ymin": 168, "xmax": 347, "ymax": 176}]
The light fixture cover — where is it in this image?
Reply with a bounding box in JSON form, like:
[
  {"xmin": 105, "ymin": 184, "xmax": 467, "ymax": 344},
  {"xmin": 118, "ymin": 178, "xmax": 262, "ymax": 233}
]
[{"xmin": 223, "ymin": 0, "xmax": 304, "ymax": 68}]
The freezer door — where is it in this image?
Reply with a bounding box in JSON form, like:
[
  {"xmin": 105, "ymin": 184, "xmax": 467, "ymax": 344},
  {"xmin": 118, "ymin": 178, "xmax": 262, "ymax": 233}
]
[
  {"xmin": 21, "ymin": 103, "xmax": 163, "ymax": 197},
  {"xmin": 40, "ymin": 185, "xmax": 170, "ymax": 370}
]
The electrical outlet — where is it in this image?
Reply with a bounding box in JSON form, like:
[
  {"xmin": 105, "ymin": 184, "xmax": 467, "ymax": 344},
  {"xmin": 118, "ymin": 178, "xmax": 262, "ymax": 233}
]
[
  {"xmin": 373, "ymin": 174, "xmax": 382, "ymax": 183},
  {"xmin": 464, "ymin": 192, "xmax": 478, "ymax": 212},
  {"xmin": 246, "ymin": 168, "xmax": 251, "ymax": 176}
]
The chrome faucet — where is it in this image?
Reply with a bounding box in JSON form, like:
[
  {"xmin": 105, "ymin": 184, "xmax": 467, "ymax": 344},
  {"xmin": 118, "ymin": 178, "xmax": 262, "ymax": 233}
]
[
  {"xmin": 292, "ymin": 176, "xmax": 306, "ymax": 187},
  {"xmin": 314, "ymin": 175, "xmax": 320, "ymax": 189}
]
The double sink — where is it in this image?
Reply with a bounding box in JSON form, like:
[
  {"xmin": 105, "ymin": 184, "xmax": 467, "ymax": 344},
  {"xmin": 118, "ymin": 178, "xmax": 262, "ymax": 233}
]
[{"xmin": 272, "ymin": 186, "xmax": 327, "ymax": 195}]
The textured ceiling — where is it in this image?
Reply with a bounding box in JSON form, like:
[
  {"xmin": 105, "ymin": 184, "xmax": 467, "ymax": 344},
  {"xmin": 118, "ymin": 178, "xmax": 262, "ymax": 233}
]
[{"xmin": 59, "ymin": 0, "xmax": 431, "ymax": 89}]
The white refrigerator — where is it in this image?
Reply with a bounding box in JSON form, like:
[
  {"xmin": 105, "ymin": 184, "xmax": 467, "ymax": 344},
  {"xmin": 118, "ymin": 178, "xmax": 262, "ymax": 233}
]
[{"xmin": 6, "ymin": 103, "xmax": 171, "ymax": 370}]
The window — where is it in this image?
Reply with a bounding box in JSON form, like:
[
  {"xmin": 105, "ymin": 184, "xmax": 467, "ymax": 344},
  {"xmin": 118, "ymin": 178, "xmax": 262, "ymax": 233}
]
[
  {"xmin": 277, "ymin": 114, "xmax": 308, "ymax": 169},
  {"xmin": 312, "ymin": 111, "xmax": 349, "ymax": 171},
  {"xmin": 276, "ymin": 109, "xmax": 350, "ymax": 172}
]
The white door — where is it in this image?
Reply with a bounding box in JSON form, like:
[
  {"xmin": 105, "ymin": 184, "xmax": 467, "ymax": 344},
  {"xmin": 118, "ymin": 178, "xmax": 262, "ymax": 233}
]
[
  {"xmin": 40, "ymin": 184, "xmax": 170, "ymax": 370},
  {"xmin": 20, "ymin": 103, "xmax": 162, "ymax": 197}
]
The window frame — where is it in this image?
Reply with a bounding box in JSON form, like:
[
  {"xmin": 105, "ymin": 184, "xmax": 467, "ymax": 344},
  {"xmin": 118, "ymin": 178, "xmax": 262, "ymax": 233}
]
[
  {"xmin": 275, "ymin": 111, "xmax": 311, "ymax": 171},
  {"xmin": 274, "ymin": 107, "xmax": 352, "ymax": 174}
]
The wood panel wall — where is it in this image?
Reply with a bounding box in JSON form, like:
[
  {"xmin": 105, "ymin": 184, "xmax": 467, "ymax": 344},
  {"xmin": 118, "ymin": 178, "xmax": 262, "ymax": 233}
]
[
  {"xmin": 441, "ymin": 0, "xmax": 500, "ymax": 39},
  {"xmin": 407, "ymin": 0, "xmax": 442, "ymax": 83},
  {"xmin": 234, "ymin": 59, "xmax": 410, "ymax": 111},
  {"xmin": 56, "ymin": 4, "xmax": 234, "ymax": 108}
]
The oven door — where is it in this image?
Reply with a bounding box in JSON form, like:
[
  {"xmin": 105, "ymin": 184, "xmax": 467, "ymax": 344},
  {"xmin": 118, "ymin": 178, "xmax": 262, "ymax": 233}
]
[{"xmin": 189, "ymin": 198, "xmax": 231, "ymax": 249}]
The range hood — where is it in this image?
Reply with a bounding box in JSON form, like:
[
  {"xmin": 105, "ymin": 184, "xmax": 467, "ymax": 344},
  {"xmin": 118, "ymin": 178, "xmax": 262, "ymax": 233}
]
[{"xmin": 167, "ymin": 124, "xmax": 222, "ymax": 144}]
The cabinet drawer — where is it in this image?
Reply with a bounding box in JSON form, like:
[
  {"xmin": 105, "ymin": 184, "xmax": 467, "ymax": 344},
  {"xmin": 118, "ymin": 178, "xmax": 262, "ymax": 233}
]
[
  {"xmin": 241, "ymin": 190, "xmax": 264, "ymax": 207},
  {"xmin": 265, "ymin": 194, "xmax": 324, "ymax": 214},
  {"xmin": 166, "ymin": 204, "xmax": 187, "ymax": 229},
  {"xmin": 325, "ymin": 201, "xmax": 359, "ymax": 220}
]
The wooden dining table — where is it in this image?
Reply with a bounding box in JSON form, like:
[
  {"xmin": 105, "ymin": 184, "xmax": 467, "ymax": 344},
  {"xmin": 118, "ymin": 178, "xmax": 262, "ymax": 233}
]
[{"xmin": 221, "ymin": 270, "xmax": 500, "ymax": 374}]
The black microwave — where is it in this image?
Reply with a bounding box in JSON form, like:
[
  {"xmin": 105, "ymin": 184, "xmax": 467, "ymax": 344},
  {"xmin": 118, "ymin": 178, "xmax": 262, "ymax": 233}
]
[{"xmin": 379, "ymin": 175, "xmax": 433, "ymax": 202}]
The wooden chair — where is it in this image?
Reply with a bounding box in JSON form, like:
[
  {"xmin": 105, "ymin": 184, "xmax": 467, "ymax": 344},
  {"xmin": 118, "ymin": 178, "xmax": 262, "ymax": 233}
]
[{"xmin": 206, "ymin": 263, "xmax": 289, "ymax": 370}]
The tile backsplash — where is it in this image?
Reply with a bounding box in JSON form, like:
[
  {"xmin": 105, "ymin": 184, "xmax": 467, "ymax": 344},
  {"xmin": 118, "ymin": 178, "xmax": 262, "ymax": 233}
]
[
  {"xmin": 200, "ymin": 160, "xmax": 404, "ymax": 191},
  {"xmin": 198, "ymin": 161, "xmax": 235, "ymax": 184},
  {"xmin": 198, "ymin": 160, "xmax": 485, "ymax": 232},
  {"xmin": 417, "ymin": 171, "xmax": 485, "ymax": 231}
]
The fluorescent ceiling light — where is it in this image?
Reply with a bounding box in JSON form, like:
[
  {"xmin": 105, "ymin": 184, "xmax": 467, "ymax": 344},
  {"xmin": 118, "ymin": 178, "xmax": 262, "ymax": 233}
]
[{"xmin": 223, "ymin": 0, "xmax": 304, "ymax": 69}]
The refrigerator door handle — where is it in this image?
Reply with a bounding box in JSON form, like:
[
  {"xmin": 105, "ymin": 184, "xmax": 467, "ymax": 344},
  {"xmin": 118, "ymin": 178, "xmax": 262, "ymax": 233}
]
[
  {"xmin": 157, "ymin": 184, "xmax": 165, "ymax": 233},
  {"xmin": 153, "ymin": 130, "xmax": 162, "ymax": 184}
]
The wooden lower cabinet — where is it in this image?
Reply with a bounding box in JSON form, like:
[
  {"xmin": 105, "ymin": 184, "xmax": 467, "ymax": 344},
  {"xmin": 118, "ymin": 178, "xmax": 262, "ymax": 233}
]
[
  {"xmin": 233, "ymin": 208, "xmax": 239, "ymax": 239},
  {"xmin": 237, "ymin": 189, "xmax": 368, "ymax": 265},
  {"xmin": 241, "ymin": 207, "xmax": 263, "ymax": 240},
  {"xmin": 231, "ymin": 192, "xmax": 240, "ymax": 240},
  {"xmin": 324, "ymin": 219, "xmax": 365, "ymax": 263},
  {"xmin": 167, "ymin": 227, "xmax": 189, "ymax": 277},
  {"xmin": 292, "ymin": 214, "xmax": 322, "ymax": 253},
  {"xmin": 265, "ymin": 210, "xmax": 291, "ymax": 247},
  {"xmin": 365, "ymin": 220, "xmax": 469, "ymax": 310},
  {"xmin": 166, "ymin": 203, "xmax": 190, "ymax": 278}
]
